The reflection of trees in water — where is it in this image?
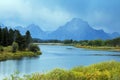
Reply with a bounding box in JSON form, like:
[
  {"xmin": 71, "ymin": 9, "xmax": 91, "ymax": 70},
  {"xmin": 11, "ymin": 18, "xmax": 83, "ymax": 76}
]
[
  {"xmin": 15, "ymin": 60, "xmax": 24, "ymax": 72},
  {"xmin": 15, "ymin": 58, "xmax": 32, "ymax": 74},
  {"xmin": 0, "ymin": 62, "xmax": 6, "ymax": 74},
  {"xmin": 0, "ymin": 57, "xmax": 39, "ymax": 76},
  {"xmin": 25, "ymin": 58, "xmax": 31, "ymax": 73},
  {"xmin": 0, "ymin": 61, "xmax": 13, "ymax": 75}
]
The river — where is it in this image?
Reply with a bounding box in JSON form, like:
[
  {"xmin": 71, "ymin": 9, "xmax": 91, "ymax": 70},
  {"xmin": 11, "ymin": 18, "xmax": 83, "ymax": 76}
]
[{"xmin": 0, "ymin": 45, "xmax": 120, "ymax": 79}]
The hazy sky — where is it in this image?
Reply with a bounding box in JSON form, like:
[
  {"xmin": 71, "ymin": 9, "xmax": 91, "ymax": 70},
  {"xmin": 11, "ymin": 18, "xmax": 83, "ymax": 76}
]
[{"xmin": 0, "ymin": 0, "xmax": 120, "ymax": 33}]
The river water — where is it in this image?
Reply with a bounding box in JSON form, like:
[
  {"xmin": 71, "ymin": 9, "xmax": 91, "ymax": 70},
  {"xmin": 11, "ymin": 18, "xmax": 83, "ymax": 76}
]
[{"xmin": 0, "ymin": 45, "xmax": 120, "ymax": 79}]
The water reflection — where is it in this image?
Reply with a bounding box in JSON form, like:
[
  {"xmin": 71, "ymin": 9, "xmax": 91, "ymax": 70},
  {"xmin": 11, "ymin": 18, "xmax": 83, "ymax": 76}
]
[
  {"xmin": 0, "ymin": 45, "xmax": 120, "ymax": 79},
  {"xmin": 0, "ymin": 58, "xmax": 33, "ymax": 75}
]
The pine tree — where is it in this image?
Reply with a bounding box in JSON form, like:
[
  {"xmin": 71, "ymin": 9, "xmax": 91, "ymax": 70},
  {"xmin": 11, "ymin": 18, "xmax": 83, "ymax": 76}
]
[
  {"xmin": 2, "ymin": 27, "xmax": 9, "ymax": 46},
  {"xmin": 25, "ymin": 30, "xmax": 32, "ymax": 48},
  {"xmin": 8, "ymin": 28, "xmax": 14, "ymax": 45},
  {"xmin": 0, "ymin": 27, "xmax": 2, "ymax": 45},
  {"xmin": 15, "ymin": 30, "xmax": 26, "ymax": 50}
]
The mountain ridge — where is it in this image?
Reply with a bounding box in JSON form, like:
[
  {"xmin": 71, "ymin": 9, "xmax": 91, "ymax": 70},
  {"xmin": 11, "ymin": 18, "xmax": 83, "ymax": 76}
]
[
  {"xmin": 46, "ymin": 18, "xmax": 119, "ymax": 40},
  {"xmin": 1, "ymin": 18, "xmax": 120, "ymax": 40}
]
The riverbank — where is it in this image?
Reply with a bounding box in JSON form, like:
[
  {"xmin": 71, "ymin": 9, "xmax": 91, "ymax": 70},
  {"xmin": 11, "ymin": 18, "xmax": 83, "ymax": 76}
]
[
  {"xmin": 34, "ymin": 43, "xmax": 64, "ymax": 45},
  {"xmin": 34, "ymin": 42, "xmax": 120, "ymax": 52},
  {"xmin": 75, "ymin": 44, "xmax": 120, "ymax": 52},
  {"xmin": 0, "ymin": 46, "xmax": 41, "ymax": 61},
  {"xmin": 4, "ymin": 61, "xmax": 120, "ymax": 80}
]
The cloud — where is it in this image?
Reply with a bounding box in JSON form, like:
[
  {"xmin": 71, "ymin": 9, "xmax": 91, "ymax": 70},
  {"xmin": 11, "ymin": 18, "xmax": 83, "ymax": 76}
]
[
  {"xmin": 0, "ymin": 0, "xmax": 73, "ymax": 31},
  {"xmin": 52, "ymin": 0, "xmax": 120, "ymax": 33},
  {"xmin": 0, "ymin": 0, "xmax": 120, "ymax": 33},
  {"xmin": 35, "ymin": 7, "xmax": 73, "ymax": 30},
  {"xmin": 0, "ymin": 0, "xmax": 33, "ymax": 26}
]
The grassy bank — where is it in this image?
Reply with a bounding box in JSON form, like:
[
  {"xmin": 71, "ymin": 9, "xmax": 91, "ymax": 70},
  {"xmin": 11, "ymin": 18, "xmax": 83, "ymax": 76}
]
[
  {"xmin": 75, "ymin": 44, "xmax": 120, "ymax": 52},
  {"xmin": 4, "ymin": 61, "xmax": 120, "ymax": 80},
  {"xmin": 34, "ymin": 43, "xmax": 64, "ymax": 45},
  {"xmin": 0, "ymin": 46, "xmax": 41, "ymax": 61}
]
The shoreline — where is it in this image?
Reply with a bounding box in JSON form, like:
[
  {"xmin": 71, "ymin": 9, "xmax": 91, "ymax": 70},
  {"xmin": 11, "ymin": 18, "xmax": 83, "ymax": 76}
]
[
  {"xmin": 0, "ymin": 45, "xmax": 42, "ymax": 61},
  {"xmin": 75, "ymin": 44, "xmax": 120, "ymax": 52},
  {"xmin": 34, "ymin": 43, "xmax": 120, "ymax": 52},
  {"xmin": 0, "ymin": 51, "xmax": 41, "ymax": 61},
  {"xmin": 34, "ymin": 43, "xmax": 64, "ymax": 45}
]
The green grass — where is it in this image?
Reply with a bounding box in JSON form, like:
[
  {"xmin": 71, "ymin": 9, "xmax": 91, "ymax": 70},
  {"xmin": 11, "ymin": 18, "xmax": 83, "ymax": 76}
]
[
  {"xmin": 4, "ymin": 61, "xmax": 120, "ymax": 80},
  {"xmin": 0, "ymin": 46, "xmax": 42, "ymax": 61},
  {"xmin": 75, "ymin": 44, "xmax": 120, "ymax": 52}
]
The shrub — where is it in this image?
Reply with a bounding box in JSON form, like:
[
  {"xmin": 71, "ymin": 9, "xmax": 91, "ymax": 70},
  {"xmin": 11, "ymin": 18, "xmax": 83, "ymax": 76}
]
[
  {"xmin": 0, "ymin": 45, "xmax": 4, "ymax": 52},
  {"xmin": 4, "ymin": 61, "xmax": 120, "ymax": 80},
  {"xmin": 6, "ymin": 46, "xmax": 12, "ymax": 52},
  {"xmin": 12, "ymin": 42, "xmax": 19, "ymax": 53},
  {"xmin": 28, "ymin": 44, "xmax": 40, "ymax": 53}
]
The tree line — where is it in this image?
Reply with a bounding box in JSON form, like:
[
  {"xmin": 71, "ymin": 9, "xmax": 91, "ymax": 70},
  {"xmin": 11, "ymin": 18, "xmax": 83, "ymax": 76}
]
[
  {"xmin": 33, "ymin": 37, "xmax": 120, "ymax": 47},
  {"xmin": 33, "ymin": 38, "xmax": 62, "ymax": 43},
  {"xmin": 0, "ymin": 27, "xmax": 32, "ymax": 50},
  {"xmin": 63, "ymin": 37, "xmax": 120, "ymax": 47}
]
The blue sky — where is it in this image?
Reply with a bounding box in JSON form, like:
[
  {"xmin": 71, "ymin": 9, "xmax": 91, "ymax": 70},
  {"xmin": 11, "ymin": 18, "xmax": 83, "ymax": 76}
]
[{"xmin": 0, "ymin": 0, "xmax": 120, "ymax": 33}]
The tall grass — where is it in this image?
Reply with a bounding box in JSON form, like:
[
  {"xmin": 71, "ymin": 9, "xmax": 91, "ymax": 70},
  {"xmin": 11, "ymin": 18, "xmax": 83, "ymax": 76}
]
[
  {"xmin": 4, "ymin": 61, "xmax": 120, "ymax": 80},
  {"xmin": 75, "ymin": 44, "xmax": 120, "ymax": 52}
]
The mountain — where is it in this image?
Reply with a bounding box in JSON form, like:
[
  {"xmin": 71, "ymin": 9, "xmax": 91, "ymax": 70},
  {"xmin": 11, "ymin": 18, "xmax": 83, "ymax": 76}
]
[
  {"xmin": 0, "ymin": 23, "xmax": 5, "ymax": 28},
  {"xmin": 26, "ymin": 24, "xmax": 46, "ymax": 38},
  {"xmin": 47, "ymin": 18, "xmax": 112, "ymax": 40},
  {"xmin": 13, "ymin": 18, "xmax": 119, "ymax": 40},
  {"xmin": 14, "ymin": 26, "xmax": 26, "ymax": 35},
  {"xmin": 0, "ymin": 23, "xmax": 12, "ymax": 29},
  {"xmin": 109, "ymin": 32, "xmax": 120, "ymax": 38},
  {"xmin": 14, "ymin": 24, "xmax": 46, "ymax": 39}
]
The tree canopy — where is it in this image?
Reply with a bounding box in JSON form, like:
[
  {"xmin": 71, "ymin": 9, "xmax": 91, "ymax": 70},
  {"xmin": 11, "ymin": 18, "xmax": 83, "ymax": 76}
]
[{"xmin": 0, "ymin": 27, "xmax": 32, "ymax": 50}]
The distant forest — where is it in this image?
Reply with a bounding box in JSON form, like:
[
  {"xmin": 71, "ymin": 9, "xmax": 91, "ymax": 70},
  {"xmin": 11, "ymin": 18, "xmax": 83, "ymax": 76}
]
[{"xmin": 33, "ymin": 37, "xmax": 120, "ymax": 47}]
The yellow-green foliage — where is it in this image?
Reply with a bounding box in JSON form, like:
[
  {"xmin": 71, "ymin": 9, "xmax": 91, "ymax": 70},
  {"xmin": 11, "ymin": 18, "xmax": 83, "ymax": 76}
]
[
  {"xmin": 0, "ymin": 46, "xmax": 42, "ymax": 61},
  {"xmin": 4, "ymin": 61, "xmax": 120, "ymax": 80},
  {"xmin": 75, "ymin": 44, "xmax": 120, "ymax": 52}
]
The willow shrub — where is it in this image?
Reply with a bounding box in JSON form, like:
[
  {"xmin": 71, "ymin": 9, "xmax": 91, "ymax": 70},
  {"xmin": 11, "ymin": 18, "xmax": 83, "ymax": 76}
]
[
  {"xmin": 28, "ymin": 44, "xmax": 40, "ymax": 53},
  {"xmin": 12, "ymin": 42, "xmax": 18, "ymax": 53}
]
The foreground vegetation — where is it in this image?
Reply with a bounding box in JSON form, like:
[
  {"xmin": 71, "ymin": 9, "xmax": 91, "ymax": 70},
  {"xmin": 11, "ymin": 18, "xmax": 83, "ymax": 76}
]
[{"xmin": 4, "ymin": 61, "xmax": 120, "ymax": 80}]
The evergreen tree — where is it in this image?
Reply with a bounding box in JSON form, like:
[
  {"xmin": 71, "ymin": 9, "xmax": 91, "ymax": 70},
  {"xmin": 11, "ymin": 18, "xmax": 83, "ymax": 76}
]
[
  {"xmin": 14, "ymin": 30, "xmax": 21, "ymax": 42},
  {"xmin": 25, "ymin": 30, "xmax": 32, "ymax": 48},
  {"xmin": 112, "ymin": 37, "xmax": 120, "ymax": 47},
  {"xmin": 15, "ymin": 30, "xmax": 24, "ymax": 50},
  {"xmin": 0, "ymin": 27, "xmax": 2, "ymax": 45},
  {"xmin": 8, "ymin": 28, "xmax": 14, "ymax": 45},
  {"xmin": 0, "ymin": 27, "xmax": 33, "ymax": 51},
  {"xmin": 2, "ymin": 27, "xmax": 9, "ymax": 46},
  {"xmin": 18, "ymin": 36, "xmax": 26, "ymax": 51}
]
